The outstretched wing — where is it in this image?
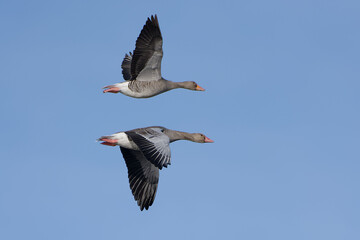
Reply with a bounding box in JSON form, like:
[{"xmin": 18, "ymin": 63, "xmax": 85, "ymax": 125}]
[
  {"xmin": 131, "ymin": 15, "xmax": 163, "ymax": 81},
  {"xmin": 121, "ymin": 52, "xmax": 132, "ymax": 80},
  {"xmin": 126, "ymin": 127, "xmax": 171, "ymax": 169},
  {"xmin": 120, "ymin": 147, "xmax": 159, "ymax": 211}
]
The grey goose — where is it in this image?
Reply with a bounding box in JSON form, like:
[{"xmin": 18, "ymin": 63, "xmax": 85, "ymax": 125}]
[
  {"xmin": 103, "ymin": 15, "xmax": 205, "ymax": 98},
  {"xmin": 98, "ymin": 126, "xmax": 213, "ymax": 210}
]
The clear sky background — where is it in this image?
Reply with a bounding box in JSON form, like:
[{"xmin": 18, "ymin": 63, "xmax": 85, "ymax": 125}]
[{"xmin": 1, "ymin": 0, "xmax": 359, "ymax": 239}]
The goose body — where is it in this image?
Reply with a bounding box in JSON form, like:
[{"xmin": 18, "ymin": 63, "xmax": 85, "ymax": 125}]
[
  {"xmin": 98, "ymin": 126, "xmax": 213, "ymax": 210},
  {"xmin": 103, "ymin": 15, "xmax": 205, "ymax": 98},
  {"xmin": 108, "ymin": 79, "xmax": 174, "ymax": 98}
]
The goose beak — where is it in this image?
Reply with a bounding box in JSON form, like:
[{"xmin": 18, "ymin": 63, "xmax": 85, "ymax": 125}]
[
  {"xmin": 195, "ymin": 85, "xmax": 205, "ymax": 91},
  {"xmin": 204, "ymin": 136, "xmax": 214, "ymax": 143},
  {"xmin": 103, "ymin": 85, "xmax": 120, "ymax": 93},
  {"xmin": 98, "ymin": 137, "xmax": 118, "ymax": 146}
]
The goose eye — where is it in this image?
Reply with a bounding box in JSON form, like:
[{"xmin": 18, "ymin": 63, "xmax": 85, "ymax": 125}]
[{"xmin": 160, "ymin": 129, "xmax": 164, "ymax": 132}]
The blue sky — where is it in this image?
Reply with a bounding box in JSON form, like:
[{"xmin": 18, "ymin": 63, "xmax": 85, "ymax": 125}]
[{"xmin": 1, "ymin": 0, "xmax": 359, "ymax": 239}]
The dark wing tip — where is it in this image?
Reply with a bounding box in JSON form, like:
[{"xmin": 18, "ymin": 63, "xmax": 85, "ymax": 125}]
[
  {"xmin": 121, "ymin": 52, "xmax": 132, "ymax": 80},
  {"xmin": 152, "ymin": 14, "xmax": 160, "ymax": 29},
  {"xmin": 139, "ymin": 205, "xmax": 150, "ymax": 211},
  {"xmin": 146, "ymin": 14, "xmax": 161, "ymax": 33}
]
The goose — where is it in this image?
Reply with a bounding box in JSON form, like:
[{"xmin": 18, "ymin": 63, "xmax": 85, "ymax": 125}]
[
  {"xmin": 102, "ymin": 15, "xmax": 205, "ymax": 98},
  {"xmin": 98, "ymin": 126, "xmax": 214, "ymax": 210}
]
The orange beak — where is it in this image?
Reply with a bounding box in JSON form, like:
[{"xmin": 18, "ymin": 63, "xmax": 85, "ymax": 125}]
[
  {"xmin": 204, "ymin": 136, "xmax": 214, "ymax": 143},
  {"xmin": 196, "ymin": 85, "xmax": 205, "ymax": 91}
]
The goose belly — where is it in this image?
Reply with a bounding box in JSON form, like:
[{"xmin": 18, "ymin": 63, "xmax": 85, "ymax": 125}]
[{"xmin": 121, "ymin": 81, "xmax": 165, "ymax": 98}]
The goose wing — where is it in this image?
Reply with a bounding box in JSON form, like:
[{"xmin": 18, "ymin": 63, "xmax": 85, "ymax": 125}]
[
  {"xmin": 131, "ymin": 15, "xmax": 163, "ymax": 81},
  {"xmin": 120, "ymin": 147, "xmax": 159, "ymax": 211},
  {"xmin": 121, "ymin": 52, "xmax": 132, "ymax": 80},
  {"xmin": 126, "ymin": 127, "xmax": 171, "ymax": 169}
]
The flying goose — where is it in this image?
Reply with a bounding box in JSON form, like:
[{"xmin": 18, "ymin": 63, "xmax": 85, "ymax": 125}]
[
  {"xmin": 103, "ymin": 15, "xmax": 205, "ymax": 98},
  {"xmin": 98, "ymin": 126, "xmax": 214, "ymax": 210}
]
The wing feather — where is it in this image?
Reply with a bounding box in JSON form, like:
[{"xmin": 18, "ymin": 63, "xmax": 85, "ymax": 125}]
[
  {"xmin": 131, "ymin": 15, "xmax": 163, "ymax": 81},
  {"xmin": 126, "ymin": 128, "xmax": 171, "ymax": 169},
  {"xmin": 121, "ymin": 52, "xmax": 132, "ymax": 80},
  {"xmin": 120, "ymin": 147, "xmax": 159, "ymax": 211}
]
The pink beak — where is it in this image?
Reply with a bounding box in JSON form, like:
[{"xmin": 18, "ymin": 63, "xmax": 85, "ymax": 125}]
[
  {"xmin": 204, "ymin": 136, "xmax": 214, "ymax": 143},
  {"xmin": 99, "ymin": 137, "xmax": 118, "ymax": 146},
  {"xmin": 103, "ymin": 85, "xmax": 120, "ymax": 93}
]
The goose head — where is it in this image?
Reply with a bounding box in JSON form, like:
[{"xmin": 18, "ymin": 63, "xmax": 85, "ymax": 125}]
[
  {"xmin": 181, "ymin": 81, "xmax": 205, "ymax": 91},
  {"xmin": 190, "ymin": 133, "xmax": 214, "ymax": 143}
]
